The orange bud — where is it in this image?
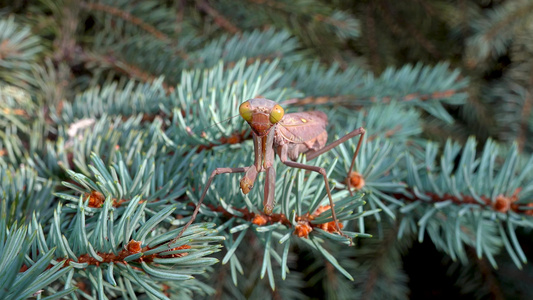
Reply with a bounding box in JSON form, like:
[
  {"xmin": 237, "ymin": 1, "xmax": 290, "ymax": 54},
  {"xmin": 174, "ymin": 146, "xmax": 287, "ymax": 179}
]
[
  {"xmin": 493, "ymin": 195, "xmax": 511, "ymax": 213},
  {"xmin": 294, "ymin": 221, "xmax": 313, "ymax": 238},
  {"xmin": 169, "ymin": 245, "xmax": 191, "ymax": 257},
  {"xmin": 252, "ymin": 214, "xmax": 268, "ymax": 226},
  {"xmin": 348, "ymin": 171, "xmax": 365, "ymax": 190},
  {"xmin": 127, "ymin": 240, "xmax": 142, "ymax": 253},
  {"xmin": 313, "ymin": 205, "xmax": 331, "ymax": 216},
  {"xmin": 318, "ymin": 221, "xmax": 344, "ymax": 233},
  {"xmin": 87, "ymin": 191, "xmax": 105, "ymax": 208}
]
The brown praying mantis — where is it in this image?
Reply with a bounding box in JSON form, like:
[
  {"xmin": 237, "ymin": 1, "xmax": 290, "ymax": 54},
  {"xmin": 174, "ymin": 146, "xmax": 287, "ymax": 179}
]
[{"xmin": 172, "ymin": 97, "xmax": 365, "ymax": 244}]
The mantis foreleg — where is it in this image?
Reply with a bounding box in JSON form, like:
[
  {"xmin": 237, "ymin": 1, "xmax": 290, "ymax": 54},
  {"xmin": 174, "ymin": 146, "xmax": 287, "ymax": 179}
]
[{"xmin": 170, "ymin": 166, "xmax": 247, "ymax": 246}]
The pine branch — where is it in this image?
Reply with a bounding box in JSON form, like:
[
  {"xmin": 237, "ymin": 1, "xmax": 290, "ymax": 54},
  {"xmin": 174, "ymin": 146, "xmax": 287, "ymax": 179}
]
[
  {"xmin": 359, "ymin": 222, "xmax": 412, "ymax": 300},
  {"xmin": 465, "ymin": 0, "xmax": 533, "ymax": 67},
  {"xmin": 364, "ymin": 2, "xmax": 381, "ymax": 73},
  {"xmin": 400, "ymin": 138, "xmax": 533, "ymax": 267},
  {"xmin": 82, "ymin": 50, "xmax": 170, "ymax": 90},
  {"xmin": 40, "ymin": 152, "xmax": 224, "ymax": 298},
  {"xmin": 3, "ymin": 1, "xmax": 533, "ymax": 297},
  {"xmin": 188, "ymin": 29, "xmax": 301, "ymax": 69},
  {"xmin": 0, "ymin": 16, "xmax": 43, "ymax": 89},
  {"xmin": 80, "ymin": 1, "xmax": 172, "ymax": 43},
  {"xmin": 446, "ymin": 248, "xmax": 506, "ymax": 299},
  {"xmin": 0, "ymin": 220, "xmax": 74, "ymax": 300},
  {"xmin": 517, "ymin": 90, "xmax": 533, "ymax": 152},
  {"xmin": 53, "ymin": 0, "xmax": 79, "ymax": 65},
  {"xmin": 196, "ymin": 0, "xmax": 241, "ymax": 35},
  {"xmin": 484, "ymin": 30, "xmax": 533, "ymax": 152},
  {"xmin": 210, "ymin": 1, "xmax": 360, "ymax": 61},
  {"xmin": 278, "ymin": 62, "xmax": 468, "ymax": 123},
  {"xmin": 376, "ymin": 0, "xmax": 441, "ymax": 59}
]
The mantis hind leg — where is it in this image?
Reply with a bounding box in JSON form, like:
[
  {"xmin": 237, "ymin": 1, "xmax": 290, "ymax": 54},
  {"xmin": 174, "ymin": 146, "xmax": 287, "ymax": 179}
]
[
  {"xmin": 279, "ymin": 145, "xmax": 352, "ymax": 244},
  {"xmin": 305, "ymin": 127, "xmax": 366, "ymax": 196}
]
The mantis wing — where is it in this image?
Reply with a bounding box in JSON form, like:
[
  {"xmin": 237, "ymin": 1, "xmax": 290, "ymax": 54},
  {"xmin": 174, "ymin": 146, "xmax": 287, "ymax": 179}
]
[{"xmin": 277, "ymin": 111, "xmax": 328, "ymax": 160}]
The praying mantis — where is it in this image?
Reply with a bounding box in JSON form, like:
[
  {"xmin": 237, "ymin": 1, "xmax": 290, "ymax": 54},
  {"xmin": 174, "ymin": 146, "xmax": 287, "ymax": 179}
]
[{"xmin": 172, "ymin": 97, "xmax": 365, "ymax": 244}]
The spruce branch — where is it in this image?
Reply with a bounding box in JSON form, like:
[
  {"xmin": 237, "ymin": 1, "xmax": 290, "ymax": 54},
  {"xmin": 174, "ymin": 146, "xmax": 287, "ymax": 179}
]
[
  {"xmin": 0, "ymin": 218, "xmax": 74, "ymax": 300},
  {"xmin": 446, "ymin": 248, "xmax": 506, "ymax": 299},
  {"xmin": 301, "ymin": 221, "xmax": 412, "ymax": 300},
  {"xmin": 327, "ymin": 102, "xmax": 533, "ymax": 268},
  {"xmin": 31, "ymin": 58, "xmax": 73, "ymax": 107},
  {"xmin": 80, "ymin": 1, "xmax": 172, "ymax": 43},
  {"xmin": 53, "ymin": 0, "xmax": 79, "ymax": 66},
  {"xmin": 363, "ymin": 2, "xmax": 381, "ymax": 72},
  {"xmin": 196, "ymin": 0, "xmax": 241, "ymax": 35},
  {"xmin": 80, "ymin": 0, "xmax": 189, "ymax": 43},
  {"xmin": 0, "ymin": 166, "xmax": 55, "ymax": 226},
  {"xmin": 0, "ymin": 127, "xmax": 26, "ymax": 168},
  {"xmin": 0, "ymin": 16, "xmax": 43, "ymax": 89},
  {"xmin": 3, "ymin": 2, "xmax": 533, "ymax": 296},
  {"xmin": 400, "ymin": 138, "xmax": 533, "ymax": 267},
  {"xmin": 486, "ymin": 35, "xmax": 533, "ymax": 152},
  {"xmin": 465, "ymin": 0, "xmax": 533, "ymax": 68},
  {"xmin": 82, "ymin": 51, "xmax": 171, "ymax": 90},
  {"xmin": 189, "ymin": 29, "xmax": 301, "ymax": 69},
  {"xmin": 376, "ymin": 0, "xmax": 441, "ymax": 59},
  {"xmin": 33, "ymin": 57, "xmax": 491, "ymax": 288},
  {"xmin": 0, "ymin": 85, "xmax": 35, "ymax": 134},
  {"xmin": 40, "ymin": 152, "xmax": 224, "ymax": 298},
  {"xmin": 206, "ymin": 1, "xmax": 359, "ymax": 61},
  {"xmin": 313, "ymin": 10, "xmax": 360, "ymax": 40},
  {"xmin": 278, "ymin": 62, "xmax": 468, "ymax": 123}
]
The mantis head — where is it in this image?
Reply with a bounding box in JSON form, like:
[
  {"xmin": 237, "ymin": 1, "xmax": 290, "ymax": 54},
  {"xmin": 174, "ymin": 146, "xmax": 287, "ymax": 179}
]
[{"xmin": 239, "ymin": 98, "xmax": 284, "ymax": 136}]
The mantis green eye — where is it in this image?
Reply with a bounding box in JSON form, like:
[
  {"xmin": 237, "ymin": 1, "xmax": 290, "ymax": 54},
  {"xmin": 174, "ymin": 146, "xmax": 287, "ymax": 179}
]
[
  {"xmin": 269, "ymin": 104, "xmax": 284, "ymax": 124},
  {"xmin": 239, "ymin": 101, "xmax": 253, "ymax": 122}
]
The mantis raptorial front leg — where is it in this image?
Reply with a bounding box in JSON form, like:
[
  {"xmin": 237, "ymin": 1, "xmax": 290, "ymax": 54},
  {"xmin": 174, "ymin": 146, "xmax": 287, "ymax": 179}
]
[
  {"xmin": 171, "ymin": 167, "xmax": 247, "ymax": 245},
  {"xmin": 170, "ymin": 98, "xmax": 365, "ymax": 245}
]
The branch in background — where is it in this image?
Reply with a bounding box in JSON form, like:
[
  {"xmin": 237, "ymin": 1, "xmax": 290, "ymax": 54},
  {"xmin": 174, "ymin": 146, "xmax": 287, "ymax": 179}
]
[
  {"xmin": 364, "ymin": 2, "xmax": 381, "ymax": 73},
  {"xmin": 471, "ymin": 249, "xmax": 505, "ymax": 300},
  {"xmin": 484, "ymin": 4, "xmax": 533, "ymax": 45},
  {"xmin": 80, "ymin": 1, "xmax": 189, "ymax": 60},
  {"xmin": 82, "ymin": 51, "xmax": 171, "ymax": 90},
  {"xmin": 314, "ymin": 14, "xmax": 348, "ymax": 32},
  {"xmin": 284, "ymin": 88, "xmax": 464, "ymax": 106},
  {"xmin": 80, "ymin": 1, "xmax": 170, "ymax": 43},
  {"xmin": 517, "ymin": 86, "xmax": 533, "ymax": 152},
  {"xmin": 54, "ymin": 0, "xmax": 79, "ymax": 65},
  {"xmin": 361, "ymin": 223, "xmax": 400, "ymax": 300},
  {"xmin": 400, "ymin": 188, "xmax": 532, "ymax": 216},
  {"xmin": 196, "ymin": 0, "xmax": 241, "ymax": 34},
  {"xmin": 377, "ymin": 0, "xmax": 441, "ymax": 59},
  {"xmin": 465, "ymin": 1, "xmax": 533, "ymax": 68}
]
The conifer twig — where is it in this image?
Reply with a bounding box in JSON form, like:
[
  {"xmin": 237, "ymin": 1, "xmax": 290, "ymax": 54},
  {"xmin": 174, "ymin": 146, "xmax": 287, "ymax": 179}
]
[
  {"xmin": 365, "ymin": 3, "xmax": 381, "ymax": 72},
  {"xmin": 377, "ymin": 0, "xmax": 441, "ymax": 59},
  {"xmin": 196, "ymin": 0, "xmax": 241, "ymax": 34},
  {"xmin": 80, "ymin": 1, "xmax": 171, "ymax": 42},
  {"xmin": 517, "ymin": 89, "xmax": 532, "ymax": 152},
  {"xmin": 283, "ymin": 88, "xmax": 465, "ymax": 106},
  {"xmin": 82, "ymin": 51, "xmax": 171, "ymax": 90}
]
